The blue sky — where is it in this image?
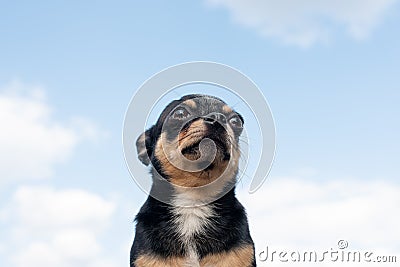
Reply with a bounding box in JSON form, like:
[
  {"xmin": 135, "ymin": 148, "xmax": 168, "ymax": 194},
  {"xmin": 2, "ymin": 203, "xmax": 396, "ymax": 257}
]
[{"xmin": 1, "ymin": 1, "xmax": 399, "ymax": 266}]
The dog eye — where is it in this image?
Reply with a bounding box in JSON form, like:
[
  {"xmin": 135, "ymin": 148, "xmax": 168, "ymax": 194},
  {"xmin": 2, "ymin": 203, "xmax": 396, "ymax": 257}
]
[
  {"xmin": 172, "ymin": 107, "xmax": 191, "ymax": 120},
  {"xmin": 229, "ymin": 115, "xmax": 243, "ymax": 128}
]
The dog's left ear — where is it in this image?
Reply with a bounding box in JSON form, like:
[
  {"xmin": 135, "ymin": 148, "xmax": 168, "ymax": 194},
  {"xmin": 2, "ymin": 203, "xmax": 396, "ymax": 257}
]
[{"xmin": 136, "ymin": 127, "xmax": 154, "ymax": 166}]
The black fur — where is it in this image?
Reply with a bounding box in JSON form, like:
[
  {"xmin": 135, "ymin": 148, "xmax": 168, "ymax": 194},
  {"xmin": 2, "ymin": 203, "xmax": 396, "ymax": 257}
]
[{"xmin": 130, "ymin": 94, "xmax": 256, "ymax": 266}]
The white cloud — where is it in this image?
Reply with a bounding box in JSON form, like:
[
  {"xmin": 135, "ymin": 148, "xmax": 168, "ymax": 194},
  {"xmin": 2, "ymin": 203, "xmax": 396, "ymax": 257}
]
[
  {"xmin": 2, "ymin": 186, "xmax": 117, "ymax": 267},
  {"xmin": 0, "ymin": 80, "xmax": 104, "ymax": 184},
  {"xmin": 11, "ymin": 186, "xmax": 114, "ymax": 230},
  {"xmin": 206, "ymin": 0, "xmax": 398, "ymax": 46},
  {"xmin": 238, "ymin": 177, "xmax": 400, "ymax": 266}
]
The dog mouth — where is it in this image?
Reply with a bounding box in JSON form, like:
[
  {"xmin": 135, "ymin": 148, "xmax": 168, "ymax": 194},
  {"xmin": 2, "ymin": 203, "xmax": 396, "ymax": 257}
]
[{"xmin": 180, "ymin": 134, "xmax": 230, "ymax": 162}]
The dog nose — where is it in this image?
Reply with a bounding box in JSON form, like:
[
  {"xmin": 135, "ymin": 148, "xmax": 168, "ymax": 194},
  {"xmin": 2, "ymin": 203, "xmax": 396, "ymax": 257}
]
[{"xmin": 203, "ymin": 113, "xmax": 227, "ymax": 124}]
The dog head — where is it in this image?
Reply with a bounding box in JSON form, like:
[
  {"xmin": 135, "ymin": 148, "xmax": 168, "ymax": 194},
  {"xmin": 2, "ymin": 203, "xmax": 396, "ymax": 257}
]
[{"xmin": 136, "ymin": 94, "xmax": 243, "ymax": 188}]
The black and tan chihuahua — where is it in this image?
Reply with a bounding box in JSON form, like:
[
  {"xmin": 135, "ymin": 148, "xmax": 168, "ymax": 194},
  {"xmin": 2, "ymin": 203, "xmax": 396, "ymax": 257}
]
[{"xmin": 130, "ymin": 94, "xmax": 256, "ymax": 267}]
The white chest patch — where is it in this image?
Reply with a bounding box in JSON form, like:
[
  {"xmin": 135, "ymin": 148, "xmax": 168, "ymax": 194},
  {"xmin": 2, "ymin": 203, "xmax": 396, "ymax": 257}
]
[
  {"xmin": 171, "ymin": 193, "xmax": 215, "ymax": 266},
  {"xmin": 172, "ymin": 204, "xmax": 214, "ymax": 237}
]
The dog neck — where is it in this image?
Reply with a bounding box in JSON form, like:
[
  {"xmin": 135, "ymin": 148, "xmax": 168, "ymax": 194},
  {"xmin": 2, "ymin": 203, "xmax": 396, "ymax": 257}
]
[{"xmin": 149, "ymin": 167, "xmax": 237, "ymax": 207}]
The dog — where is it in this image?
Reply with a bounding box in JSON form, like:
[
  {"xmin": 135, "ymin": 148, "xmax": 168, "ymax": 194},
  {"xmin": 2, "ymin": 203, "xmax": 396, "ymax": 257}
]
[{"xmin": 130, "ymin": 94, "xmax": 256, "ymax": 267}]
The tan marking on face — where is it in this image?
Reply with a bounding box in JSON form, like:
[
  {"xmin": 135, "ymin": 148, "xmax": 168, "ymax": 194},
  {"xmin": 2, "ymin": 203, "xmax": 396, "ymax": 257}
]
[
  {"xmin": 178, "ymin": 119, "xmax": 206, "ymax": 152},
  {"xmin": 155, "ymin": 134, "xmax": 228, "ymax": 187},
  {"xmin": 200, "ymin": 244, "xmax": 254, "ymax": 267},
  {"xmin": 155, "ymin": 132, "xmax": 205, "ymax": 187},
  {"xmin": 222, "ymin": 105, "xmax": 233, "ymax": 114},
  {"xmin": 183, "ymin": 99, "xmax": 197, "ymax": 109},
  {"xmin": 134, "ymin": 255, "xmax": 186, "ymax": 267},
  {"xmin": 154, "ymin": 123, "xmax": 240, "ymax": 189}
]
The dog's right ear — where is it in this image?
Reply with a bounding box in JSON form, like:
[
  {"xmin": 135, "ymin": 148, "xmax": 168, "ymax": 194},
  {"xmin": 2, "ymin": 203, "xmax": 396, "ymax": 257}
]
[{"xmin": 136, "ymin": 128, "xmax": 154, "ymax": 166}]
